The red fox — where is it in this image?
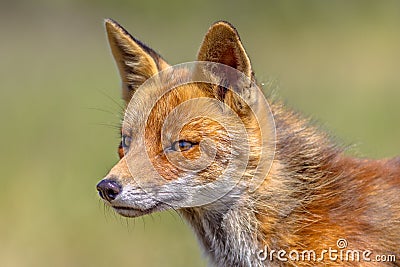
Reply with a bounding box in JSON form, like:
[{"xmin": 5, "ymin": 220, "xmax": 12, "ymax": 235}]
[{"xmin": 97, "ymin": 19, "xmax": 400, "ymax": 266}]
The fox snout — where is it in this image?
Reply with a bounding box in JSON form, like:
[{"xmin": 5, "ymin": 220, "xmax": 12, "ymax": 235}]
[
  {"xmin": 96, "ymin": 155, "xmax": 185, "ymax": 218},
  {"xmin": 96, "ymin": 179, "xmax": 121, "ymax": 202}
]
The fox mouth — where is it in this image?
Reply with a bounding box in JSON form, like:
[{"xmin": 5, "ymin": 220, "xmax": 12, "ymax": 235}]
[{"xmin": 112, "ymin": 203, "xmax": 167, "ymax": 218}]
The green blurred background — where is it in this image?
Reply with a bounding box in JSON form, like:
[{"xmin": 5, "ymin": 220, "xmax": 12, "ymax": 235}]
[{"xmin": 1, "ymin": 1, "xmax": 399, "ymax": 266}]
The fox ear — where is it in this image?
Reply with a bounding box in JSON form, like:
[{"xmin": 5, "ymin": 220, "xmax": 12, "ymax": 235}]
[
  {"xmin": 105, "ymin": 19, "xmax": 169, "ymax": 104},
  {"xmin": 197, "ymin": 21, "xmax": 257, "ymax": 115},
  {"xmin": 197, "ymin": 21, "xmax": 252, "ymax": 78}
]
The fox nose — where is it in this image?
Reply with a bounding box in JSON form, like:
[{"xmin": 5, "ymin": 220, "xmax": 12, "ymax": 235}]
[{"xmin": 96, "ymin": 179, "xmax": 122, "ymax": 202}]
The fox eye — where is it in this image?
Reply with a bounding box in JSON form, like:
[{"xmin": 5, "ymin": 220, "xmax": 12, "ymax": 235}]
[
  {"xmin": 171, "ymin": 140, "xmax": 196, "ymax": 152},
  {"xmin": 122, "ymin": 135, "xmax": 132, "ymax": 149}
]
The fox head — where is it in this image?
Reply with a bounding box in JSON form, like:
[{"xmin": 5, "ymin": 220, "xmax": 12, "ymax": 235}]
[{"xmin": 97, "ymin": 19, "xmax": 275, "ymax": 217}]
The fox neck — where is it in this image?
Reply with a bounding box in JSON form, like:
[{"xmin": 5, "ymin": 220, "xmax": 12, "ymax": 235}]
[{"xmin": 180, "ymin": 197, "xmax": 262, "ymax": 267}]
